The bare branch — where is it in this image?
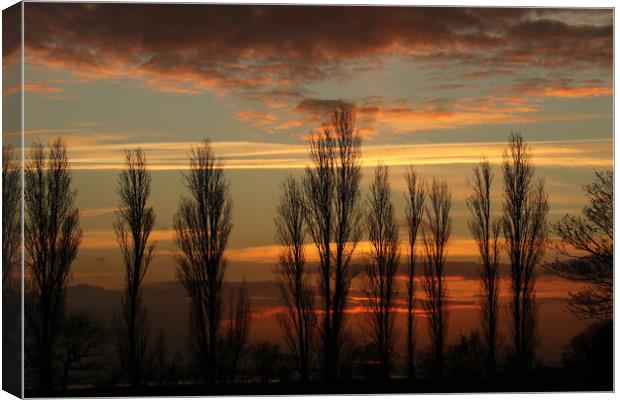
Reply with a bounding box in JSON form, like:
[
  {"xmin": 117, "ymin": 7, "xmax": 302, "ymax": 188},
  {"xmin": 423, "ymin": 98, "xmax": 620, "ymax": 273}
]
[
  {"xmin": 56, "ymin": 311, "xmax": 107, "ymax": 390},
  {"xmin": 2, "ymin": 145, "xmax": 21, "ymax": 288},
  {"xmin": 421, "ymin": 178, "xmax": 451, "ymax": 380},
  {"xmin": 465, "ymin": 158, "xmax": 500, "ymax": 377},
  {"xmin": 25, "ymin": 138, "xmax": 82, "ymax": 392},
  {"xmin": 403, "ymin": 165, "xmax": 425, "ymax": 381},
  {"xmin": 501, "ymin": 132, "xmax": 549, "ymax": 378},
  {"xmin": 219, "ymin": 282, "xmax": 251, "ymax": 383},
  {"xmin": 362, "ymin": 163, "xmax": 400, "ymax": 380},
  {"xmin": 274, "ymin": 175, "xmax": 316, "ymax": 382},
  {"xmin": 302, "ymin": 101, "xmax": 362, "ymax": 381},
  {"xmin": 113, "ymin": 148, "xmax": 156, "ymax": 387},
  {"xmin": 546, "ymin": 169, "xmax": 613, "ymax": 320},
  {"xmin": 173, "ymin": 140, "xmax": 233, "ymax": 383}
]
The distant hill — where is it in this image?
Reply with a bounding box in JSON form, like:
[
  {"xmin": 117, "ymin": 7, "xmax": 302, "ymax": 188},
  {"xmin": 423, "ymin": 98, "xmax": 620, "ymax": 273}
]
[{"xmin": 64, "ymin": 261, "xmax": 582, "ymax": 365}]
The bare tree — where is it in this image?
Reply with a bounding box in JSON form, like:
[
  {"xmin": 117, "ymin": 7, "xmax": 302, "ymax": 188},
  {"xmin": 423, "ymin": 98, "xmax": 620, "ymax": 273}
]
[
  {"xmin": 3, "ymin": 144, "xmax": 22, "ymax": 396},
  {"xmin": 219, "ymin": 282, "xmax": 251, "ymax": 383},
  {"xmin": 421, "ymin": 178, "xmax": 451, "ymax": 381},
  {"xmin": 2, "ymin": 144, "xmax": 20, "ymax": 287},
  {"xmin": 25, "ymin": 138, "xmax": 82, "ymax": 392},
  {"xmin": 403, "ymin": 165, "xmax": 426, "ymax": 381},
  {"xmin": 363, "ymin": 164, "xmax": 400, "ymax": 381},
  {"xmin": 174, "ymin": 140, "xmax": 233, "ymax": 383},
  {"xmin": 501, "ymin": 132, "xmax": 549, "ymax": 378},
  {"xmin": 303, "ymin": 102, "xmax": 362, "ymax": 381},
  {"xmin": 251, "ymin": 341, "xmax": 283, "ymax": 384},
  {"xmin": 56, "ymin": 311, "xmax": 107, "ymax": 390},
  {"xmin": 113, "ymin": 148, "xmax": 156, "ymax": 387},
  {"xmin": 546, "ymin": 170, "xmax": 612, "ymax": 320},
  {"xmin": 274, "ymin": 175, "xmax": 316, "ymax": 382},
  {"xmin": 465, "ymin": 158, "xmax": 501, "ymax": 378},
  {"xmin": 152, "ymin": 330, "xmax": 184, "ymax": 387}
]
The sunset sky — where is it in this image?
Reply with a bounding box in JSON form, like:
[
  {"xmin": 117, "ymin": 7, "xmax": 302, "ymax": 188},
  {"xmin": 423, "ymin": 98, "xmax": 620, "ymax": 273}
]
[{"xmin": 3, "ymin": 4, "xmax": 613, "ymax": 364}]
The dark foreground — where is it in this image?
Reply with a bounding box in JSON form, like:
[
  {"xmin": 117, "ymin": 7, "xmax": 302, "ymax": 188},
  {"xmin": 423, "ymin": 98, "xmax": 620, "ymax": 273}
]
[{"xmin": 28, "ymin": 373, "xmax": 613, "ymax": 397}]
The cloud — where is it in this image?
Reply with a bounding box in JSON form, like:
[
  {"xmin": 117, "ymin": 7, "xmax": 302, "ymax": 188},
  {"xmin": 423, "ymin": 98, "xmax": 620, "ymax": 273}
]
[
  {"xmin": 461, "ymin": 68, "xmax": 515, "ymax": 79},
  {"xmin": 234, "ymin": 110, "xmax": 280, "ymax": 129},
  {"xmin": 291, "ymin": 94, "xmax": 606, "ymax": 136},
  {"xmin": 355, "ymin": 96, "xmax": 541, "ymax": 133},
  {"xmin": 2, "ymin": 3, "xmax": 21, "ymax": 71},
  {"xmin": 3, "ymin": 81, "xmax": 65, "ymax": 97},
  {"xmin": 25, "ymin": 132, "xmax": 611, "ymax": 171},
  {"xmin": 506, "ymin": 77, "xmax": 613, "ymax": 99},
  {"xmin": 502, "ymin": 17, "xmax": 612, "ymax": 68},
  {"xmin": 200, "ymin": 235, "xmax": 597, "ymax": 265},
  {"xmin": 80, "ymin": 229, "xmax": 175, "ymax": 250},
  {"xmin": 81, "ymin": 207, "xmax": 117, "ymax": 218},
  {"xmin": 295, "ymin": 98, "xmax": 346, "ymax": 116},
  {"xmin": 540, "ymin": 86, "xmax": 612, "ymax": 98},
  {"xmin": 23, "ymin": 4, "xmax": 612, "ymax": 104}
]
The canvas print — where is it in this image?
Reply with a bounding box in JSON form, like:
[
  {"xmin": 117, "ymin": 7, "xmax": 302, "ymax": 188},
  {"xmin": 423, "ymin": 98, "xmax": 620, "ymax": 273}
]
[{"xmin": 1, "ymin": 3, "xmax": 614, "ymax": 397}]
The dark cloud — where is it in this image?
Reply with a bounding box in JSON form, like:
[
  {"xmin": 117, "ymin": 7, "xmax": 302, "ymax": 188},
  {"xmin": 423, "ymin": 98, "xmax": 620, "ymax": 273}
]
[
  {"xmin": 295, "ymin": 98, "xmax": 347, "ymax": 115},
  {"xmin": 504, "ymin": 18, "xmax": 612, "ymax": 68},
  {"xmin": 23, "ymin": 4, "xmax": 612, "ymax": 101},
  {"xmin": 3, "ymin": 3, "xmax": 21, "ymax": 67}
]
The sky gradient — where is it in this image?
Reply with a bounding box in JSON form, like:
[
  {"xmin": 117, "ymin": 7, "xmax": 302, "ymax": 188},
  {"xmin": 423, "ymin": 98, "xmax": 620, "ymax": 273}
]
[{"xmin": 4, "ymin": 4, "xmax": 613, "ymax": 364}]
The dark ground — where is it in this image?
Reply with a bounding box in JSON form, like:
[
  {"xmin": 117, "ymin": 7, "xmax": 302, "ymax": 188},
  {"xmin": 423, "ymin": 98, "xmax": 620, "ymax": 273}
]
[{"xmin": 27, "ymin": 373, "xmax": 612, "ymax": 398}]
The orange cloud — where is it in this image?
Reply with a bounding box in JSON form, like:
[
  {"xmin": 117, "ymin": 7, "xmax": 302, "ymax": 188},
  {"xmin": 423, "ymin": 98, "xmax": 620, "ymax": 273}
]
[
  {"xmin": 356, "ymin": 97, "xmax": 540, "ymax": 133},
  {"xmin": 23, "ymin": 134, "xmax": 611, "ymax": 171},
  {"xmin": 540, "ymin": 85, "xmax": 612, "ymax": 98},
  {"xmin": 80, "ymin": 229, "xmax": 175, "ymax": 250},
  {"xmin": 3, "ymin": 81, "xmax": 64, "ymax": 97},
  {"xmin": 235, "ymin": 110, "xmax": 280, "ymax": 128},
  {"xmin": 226, "ymin": 238, "xmax": 493, "ymax": 265},
  {"xmin": 294, "ymin": 95, "xmax": 606, "ymax": 137},
  {"xmin": 504, "ymin": 77, "xmax": 613, "ymax": 100}
]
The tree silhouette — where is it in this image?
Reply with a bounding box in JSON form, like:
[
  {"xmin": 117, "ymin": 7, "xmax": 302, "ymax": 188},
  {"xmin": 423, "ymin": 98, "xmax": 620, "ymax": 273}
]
[
  {"xmin": 444, "ymin": 331, "xmax": 485, "ymax": 381},
  {"xmin": 403, "ymin": 165, "xmax": 426, "ymax": 381},
  {"xmin": 501, "ymin": 132, "xmax": 549, "ymax": 379},
  {"xmin": 363, "ymin": 164, "xmax": 400, "ymax": 381},
  {"xmin": 113, "ymin": 148, "xmax": 156, "ymax": 387},
  {"xmin": 25, "ymin": 138, "xmax": 82, "ymax": 392},
  {"xmin": 251, "ymin": 341, "xmax": 283, "ymax": 384},
  {"xmin": 546, "ymin": 170, "xmax": 612, "ymax": 320},
  {"xmin": 465, "ymin": 158, "xmax": 501, "ymax": 377},
  {"xmin": 56, "ymin": 311, "xmax": 107, "ymax": 390},
  {"xmin": 173, "ymin": 140, "xmax": 233, "ymax": 383},
  {"xmin": 152, "ymin": 330, "xmax": 184, "ymax": 387},
  {"xmin": 303, "ymin": 102, "xmax": 362, "ymax": 381},
  {"xmin": 562, "ymin": 319, "xmax": 612, "ymax": 389},
  {"xmin": 421, "ymin": 178, "xmax": 451, "ymax": 381},
  {"xmin": 274, "ymin": 175, "xmax": 316, "ymax": 382},
  {"xmin": 2, "ymin": 144, "xmax": 22, "ymax": 396},
  {"xmin": 2, "ymin": 144, "xmax": 20, "ymax": 287},
  {"xmin": 219, "ymin": 282, "xmax": 251, "ymax": 383}
]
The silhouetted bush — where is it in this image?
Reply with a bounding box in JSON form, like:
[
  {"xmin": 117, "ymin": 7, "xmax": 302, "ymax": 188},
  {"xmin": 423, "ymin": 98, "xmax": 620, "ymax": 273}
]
[
  {"xmin": 562, "ymin": 320, "xmax": 612, "ymax": 389},
  {"xmin": 151, "ymin": 331, "xmax": 184, "ymax": 387},
  {"xmin": 444, "ymin": 331, "xmax": 485, "ymax": 381},
  {"xmin": 251, "ymin": 342, "xmax": 283, "ymax": 383},
  {"xmin": 56, "ymin": 311, "xmax": 107, "ymax": 390}
]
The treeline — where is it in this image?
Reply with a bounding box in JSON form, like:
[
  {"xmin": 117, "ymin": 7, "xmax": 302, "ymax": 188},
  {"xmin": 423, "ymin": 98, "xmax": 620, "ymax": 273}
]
[
  {"xmin": 2, "ymin": 102, "xmax": 612, "ymax": 393},
  {"xmin": 272, "ymin": 103, "xmax": 549, "ymax": 383}
]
